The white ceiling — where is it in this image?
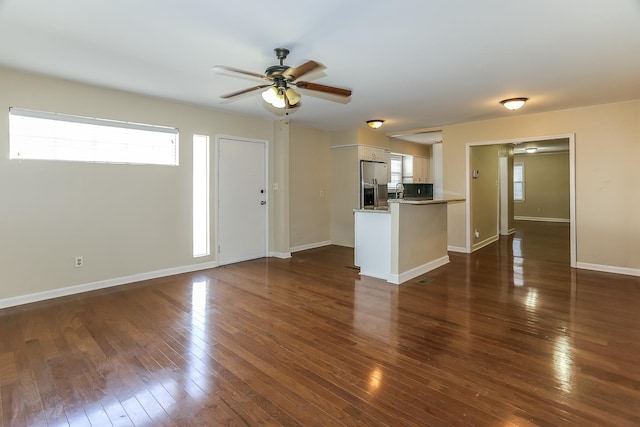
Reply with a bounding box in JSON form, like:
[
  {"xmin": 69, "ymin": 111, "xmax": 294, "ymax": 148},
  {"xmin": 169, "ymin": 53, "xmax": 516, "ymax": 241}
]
[{"xmin": 1, "ymin": 0, "xmax": 639, "ymax": 134}]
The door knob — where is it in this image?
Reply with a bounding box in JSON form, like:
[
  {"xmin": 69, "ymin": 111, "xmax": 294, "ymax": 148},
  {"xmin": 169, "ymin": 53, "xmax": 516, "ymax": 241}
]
[{"xmin": 260, "ymin": 201, "xmax": 267, "ymax": 205}]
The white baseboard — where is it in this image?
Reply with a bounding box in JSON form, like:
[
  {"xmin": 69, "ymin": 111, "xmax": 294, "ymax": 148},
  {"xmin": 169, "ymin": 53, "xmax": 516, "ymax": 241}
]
[
  {"xmin": 576, "ymin": 262, "xmax": 640, "ymax": 277},
  {"xmin": 290, "ymin": 240, "xmax": 332, "ymax": 253},
  {"xmin": 447, "ymin": 245, "xmax": 469, "ymax": 253},
  {"xmin": 269, "ymin": 251, "xmax": 292, "ymax": 259},
  {"xmin": 500, "ymin": 228, "xmax": 516, "ymax": 236},
  {"xmin": 387, "ymin": 255, "xmax": 450, "ymax": 285},
  {"xmin": 358, "ymin": 269, "xmax": 388, "ymax": 281},
  {"xmin": 515, "ymin": 216, "xmax": 570, "ymax": 223},
  {"xmin": 472, "ymin": 235, "xmax": 499, "ymax": 252},
  {"xmin": 0, "ymin": 260, "xmax": 218, "ymax": 310}
]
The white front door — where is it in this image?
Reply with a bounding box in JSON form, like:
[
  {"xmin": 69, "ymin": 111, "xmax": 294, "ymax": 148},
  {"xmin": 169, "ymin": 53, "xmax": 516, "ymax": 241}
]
[{"xmin": 216, "ymin": 137, "xmax": 268, "ymax": 265}]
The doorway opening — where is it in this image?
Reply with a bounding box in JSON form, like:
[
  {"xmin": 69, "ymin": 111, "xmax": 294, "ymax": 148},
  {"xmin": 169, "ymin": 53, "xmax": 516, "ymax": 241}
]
[{"xmin": 466, "ymin": 134, "xmax": 576, "ymax": 267}]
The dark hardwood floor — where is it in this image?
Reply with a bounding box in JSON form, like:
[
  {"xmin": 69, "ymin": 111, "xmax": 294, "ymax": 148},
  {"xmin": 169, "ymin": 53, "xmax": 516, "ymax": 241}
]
[{"xmin": 1, "ymin": 221, "xmax": 639, "ymax": 426}]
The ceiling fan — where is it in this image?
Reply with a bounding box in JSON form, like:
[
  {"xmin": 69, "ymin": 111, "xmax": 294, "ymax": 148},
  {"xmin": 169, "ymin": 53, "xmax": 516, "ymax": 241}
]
[{"xmin": 213, "ymin": 48, "xmax": 352, "ymax": 110}]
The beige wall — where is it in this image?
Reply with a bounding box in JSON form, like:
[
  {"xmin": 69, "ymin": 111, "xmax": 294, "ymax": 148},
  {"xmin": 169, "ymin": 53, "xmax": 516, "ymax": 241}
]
[
  {"xmin": 514, "ymin": 152, "xmax": 570, "ymax": 220},
  {"xmin": 441, "ymin": 99, "xmax": 640, "ymax": 271},
  {"xmin": 2, "ymin": 65, "xmax": 637, "ymax": 305},
  {"xmin": 330, "ymin": 127, "xmax": 433, "ymax": 157},
  {"xmin": 329, "ymin": 145, "xmax": 359, "ymax": 247},
  {"xmin": 470, "ymin": 145, "xmax": 500, "ymax": 249},
  {"xmin": 389, "ymin": 139, "xmax": 433, "ymax": 157},
  {"xmin": 0, "ymin": 66, "xmax": 276, "ymax": 301},
  {"xmin": 289, "ymin": 125, "xmax": 331, "ymax": 248},
  {"xmin": 357, "ymin": 127, "xmax": 390, "ymax": 148}
]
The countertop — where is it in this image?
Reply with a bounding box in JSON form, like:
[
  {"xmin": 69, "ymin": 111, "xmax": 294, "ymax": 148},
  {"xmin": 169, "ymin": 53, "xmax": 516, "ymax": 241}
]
[
  {"xmin": 354, "ymin": 197, "xmax": 465, "ymax": 213},
  {"xmin": 353, "ymin": 207, "xmax": 391, "ymax": 214},
  {"xmin": 388, "ymin": 197, "xmax": 465, "ymax": 205}
]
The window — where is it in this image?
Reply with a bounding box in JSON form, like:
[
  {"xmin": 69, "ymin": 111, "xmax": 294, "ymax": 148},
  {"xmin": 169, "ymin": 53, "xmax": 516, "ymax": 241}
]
[
  {"xmin": 9, "ymin": 107, "xmax": 179, "ymax": 165},
  {"xmin": 514, "ymin": 162, "xmax": 524, "ymax": 201},
  {"xmin": 192, "ymin": 135, "xmax": 210, "ymax": 257},
  {"xmin": 388, "ymin": 154, "xmax": 403, "ymax": 191}
]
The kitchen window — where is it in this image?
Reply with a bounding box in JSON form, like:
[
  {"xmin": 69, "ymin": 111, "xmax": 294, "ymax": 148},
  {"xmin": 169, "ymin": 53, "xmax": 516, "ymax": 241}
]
[
  {"xmin": 9, "ymin": 107, "xmax": 179, "ymax": 165},
  {"xmin": 514, "ymin": 162, "xmax": 524, "ymax": 201},
  {"xmin": 388, "ymin": 154, "xmax": 403, "ymax": 191}
]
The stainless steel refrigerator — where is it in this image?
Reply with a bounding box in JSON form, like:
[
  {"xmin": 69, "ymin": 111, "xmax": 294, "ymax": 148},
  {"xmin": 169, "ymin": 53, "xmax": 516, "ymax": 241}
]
[{"xmin": 360, "ymin": 160, "xmax": 389, "ymax": 209}]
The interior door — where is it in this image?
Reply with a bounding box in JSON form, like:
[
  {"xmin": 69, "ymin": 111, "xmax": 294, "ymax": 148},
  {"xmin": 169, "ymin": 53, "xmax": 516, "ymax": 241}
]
[{"xmin": 216, "ymin": 137, "xmax": 267, "ymax": 265}]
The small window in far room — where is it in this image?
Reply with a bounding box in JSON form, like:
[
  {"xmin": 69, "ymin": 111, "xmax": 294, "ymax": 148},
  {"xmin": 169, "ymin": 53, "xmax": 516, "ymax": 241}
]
[{"xmin": 514, "ymin": 163, "xmax": 524, "ymax": 201}]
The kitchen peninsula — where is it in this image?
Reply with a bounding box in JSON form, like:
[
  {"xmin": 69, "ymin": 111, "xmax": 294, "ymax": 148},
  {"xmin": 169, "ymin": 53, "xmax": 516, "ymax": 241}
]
[{"xmin": 354, "ymin": 198, "xmax": 463, "ymax": 284}]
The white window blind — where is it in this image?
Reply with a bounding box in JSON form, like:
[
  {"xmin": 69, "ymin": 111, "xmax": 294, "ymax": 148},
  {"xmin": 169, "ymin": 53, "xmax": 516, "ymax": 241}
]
[
  {"xmin": 9, "ymin": 108, "xmax": 179, "ymax": 165},
  {"xmin": 193, "ymin": 134, "xmax": 210, "ymax": 257},
  {"xmin": 514, "ymin": 163, "xmax": 524, "ymax": 201},
  {"xmin": 388, "ymin": 154, "xmax": 403, "ymax": 190}
]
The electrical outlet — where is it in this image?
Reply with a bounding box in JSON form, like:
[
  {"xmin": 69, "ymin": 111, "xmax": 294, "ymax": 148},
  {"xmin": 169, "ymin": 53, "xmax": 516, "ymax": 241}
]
[
  {"xmin": 474, "ymin": 229, "xmax": 480, "ymax": 239},
  {"xmin": 319, "ymin": 190, "xmax": 325, "ymax": 197},
  {"xmin": 75, "ymin": 256, "xmax": 84, "ymax": 268}
]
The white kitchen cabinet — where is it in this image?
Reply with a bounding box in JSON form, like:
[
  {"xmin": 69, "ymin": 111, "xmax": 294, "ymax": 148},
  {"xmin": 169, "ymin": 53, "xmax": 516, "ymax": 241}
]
[
  {"xmin": 416, "ymin": 156, "xmax": 432, "ymax": 183},
  {"xmin": 359, "ymin": 145, "xmax": 387, "ymax": 162},
  {"xmin": 424, "ymin": 157, "xmax": 432, "ymax": 182},
  {"xmin": 385, "ymin": 149, "xmax": 391, "ymax": 181},
  {"xmin": 402, "ymin": 155, "xmax": 432, "ymax": 183},
  {"xmin": 414, "ymin": 157, "xmax": 424, "ymax": 182}
]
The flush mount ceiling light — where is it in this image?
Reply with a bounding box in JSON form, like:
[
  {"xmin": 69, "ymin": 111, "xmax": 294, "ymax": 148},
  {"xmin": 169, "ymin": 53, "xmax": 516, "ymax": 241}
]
[
  {"xmin": 367, "ymin": 120, "xmax": 384, "ymax": 129},
  {"xmin": 525, "ymin": 147, "xmax": 538, "ymax": 154},
  {"xmin": 500, "ymin": 97, "xmax": 528, "ymax": 111}
]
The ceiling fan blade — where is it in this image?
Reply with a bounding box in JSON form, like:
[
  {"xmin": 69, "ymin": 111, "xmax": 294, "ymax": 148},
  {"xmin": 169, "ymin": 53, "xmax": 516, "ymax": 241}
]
[
  {"xmin": 220, "ymin": 84, "xmax": 271, "ymax": 99},
  {"xmin": 213, "ymin": 65, "xmax": 268, "ymax": 80},
  {"xmin": 282, "ymin": 60, "xmax": 325, "ymax": 81},
  {"xmin": 294, "ymin": 81, "xmax": 352, "ymax": 98}
]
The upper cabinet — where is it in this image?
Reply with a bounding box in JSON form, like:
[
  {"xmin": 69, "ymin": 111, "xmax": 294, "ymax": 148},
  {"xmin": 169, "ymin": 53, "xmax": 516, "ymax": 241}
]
[
  {"xmin": 402, "ymin": 155, "xmax": 432, "ymax": 183},
  {"xmin": 359, "ymin": 145, "xmax": 388, "ymax": 162}
]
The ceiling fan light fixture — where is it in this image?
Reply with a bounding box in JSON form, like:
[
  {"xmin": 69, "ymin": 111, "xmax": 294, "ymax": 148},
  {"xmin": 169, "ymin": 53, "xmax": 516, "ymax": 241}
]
[
  {"xmin": 272, "ymin": 92, "xmax": 286, "ymax": 109},
  {"xmin": 367, "ymin": 119, "xmax": 384, "ymax": 129},
  {"xmin": 500, "ymin": 97, "xmax": 528, "ymax": 111},
  {"xmin": 217, "ymin": 48, "xmax": 351, "ymax": 112},
  {"xmin": 261, "ymin": 87, "xmax": 278, "ymax": 104},
  {"xmin": 285, "ymin": 88, "xmax": 301, "ymax": 106}
]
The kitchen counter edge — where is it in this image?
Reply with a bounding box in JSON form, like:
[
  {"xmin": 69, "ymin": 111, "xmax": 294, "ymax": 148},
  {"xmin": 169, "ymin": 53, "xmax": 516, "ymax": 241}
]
[{"xmin": 354, "ymin": 197, "xmax": 465, "ymax": 213}]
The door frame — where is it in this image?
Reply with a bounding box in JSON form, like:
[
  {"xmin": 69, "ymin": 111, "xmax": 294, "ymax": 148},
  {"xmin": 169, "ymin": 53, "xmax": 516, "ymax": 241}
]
[
  {"xmin": 499, "ymin": 154, "xmax": 512, "ymax": 236},
  {"xmin": 214, "ymin": 135, "xmax": 269, "ymax": 265},
  {"xmin": 465, "ymin": 133, "xmax": 576, "ymax": 268}
]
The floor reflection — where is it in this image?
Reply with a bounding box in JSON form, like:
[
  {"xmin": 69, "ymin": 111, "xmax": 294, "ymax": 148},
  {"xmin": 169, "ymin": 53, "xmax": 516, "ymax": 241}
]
[
  {"xmin": 554, "ymin": 335, "xmax": 573, "ymax": 394},
  {"xmin": 512, "ymin": 236, "xmax": 523, "ymax": 258},
  {"xmin": 353, "ymin": 279, "xmax": 398, "ymax": 346},
  {"xmin": 524, "ymin": 288, "xmax": 538, "ymax": 310},
  {"xmin": 368, "ymin": 366, "xmax": 384, "ymax": 394},
  {"xmin": 187, "ymin": 279, "xmax": 209, "ymax": 399},
  {"xmin": 513, "ymin": 257, "xmax": 524, "ymax": 287}
]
